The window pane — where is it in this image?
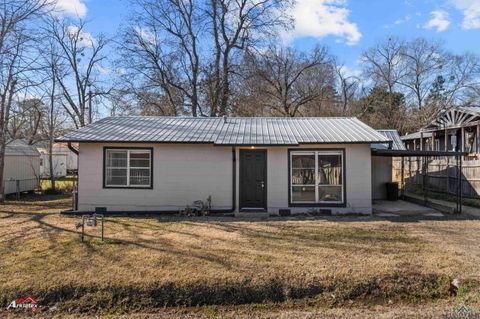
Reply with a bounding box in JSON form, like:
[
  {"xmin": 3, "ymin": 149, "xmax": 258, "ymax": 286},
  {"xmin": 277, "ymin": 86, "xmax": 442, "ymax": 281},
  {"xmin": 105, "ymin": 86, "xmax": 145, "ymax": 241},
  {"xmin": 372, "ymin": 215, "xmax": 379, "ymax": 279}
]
[
  {"xmin": 318, "ymin": 186, "xmax": 342, "ymax": 202},
  {"xmin": 107, "ymin": 150, "xmax": 127, "ymax": 168},
  {"xmin": 130, "ymin": 152, "xmax": 150, "ymax": 168},
  {"xmin": 292, "ymin": 168, "xmax": 315, "ymax": 185},
  {"xmin": 106, "ymin": 168, "xmax": 127, "ymax": 186},
  {"xmin": 130, "ymin": 168, "xmax": 150, "ymax": 186},
  {"xmin": 292, "ymin": 154, "xmax": 315, "ymax": 169},
  {"xmin": 292, "ymin": 186, "xmax": 315, "ymax": 202},
  {"xmin": 318, "ymin": 154, "xmax": 342, "ymax": 185}
]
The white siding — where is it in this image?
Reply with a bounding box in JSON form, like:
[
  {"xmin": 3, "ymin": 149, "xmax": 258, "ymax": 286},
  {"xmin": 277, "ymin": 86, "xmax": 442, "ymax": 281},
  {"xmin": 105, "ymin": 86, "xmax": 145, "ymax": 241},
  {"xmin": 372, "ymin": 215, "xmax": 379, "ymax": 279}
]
[
  {"xmin": 78, "ymin": 143, "xmax": 372, "ymax": 214},
  {"xmin": 78, "ymin": 143, "xmax": 233, "ymax": 212},
  {"xmin": 40, "ymin": 154, "xmax": 67, "ymax": 178},
  {"xmin": 3, "ymin": 155, "xmax": 40, "ymax": 194}
]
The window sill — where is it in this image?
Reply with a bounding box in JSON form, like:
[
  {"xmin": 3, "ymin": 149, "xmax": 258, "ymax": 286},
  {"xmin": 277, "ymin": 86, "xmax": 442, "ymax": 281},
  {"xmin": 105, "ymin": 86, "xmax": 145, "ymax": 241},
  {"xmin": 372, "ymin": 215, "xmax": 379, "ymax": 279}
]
[
  {"xmin": 103, "ymin": 186, "xmax": 153, "ymax": 190},
  {"xmin": 289, "ymin": 202, "xmax": 346, "ymax": 208}
]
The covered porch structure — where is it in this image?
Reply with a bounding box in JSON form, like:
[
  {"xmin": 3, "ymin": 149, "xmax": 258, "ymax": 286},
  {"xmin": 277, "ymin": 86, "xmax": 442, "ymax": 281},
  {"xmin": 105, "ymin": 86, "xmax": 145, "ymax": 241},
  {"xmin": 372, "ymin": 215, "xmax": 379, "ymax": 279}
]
[{"xmin": 371, "ymin": 149, "xmax": 467, "ymax": 214}]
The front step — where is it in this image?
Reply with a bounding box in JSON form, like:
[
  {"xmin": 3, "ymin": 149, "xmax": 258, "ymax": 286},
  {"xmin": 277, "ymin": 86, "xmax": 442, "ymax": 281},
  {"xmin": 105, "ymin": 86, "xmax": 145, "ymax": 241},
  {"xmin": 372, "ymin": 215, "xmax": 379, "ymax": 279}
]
[{"xmin": 234, "ymin": 211, "xmax": 270, "ymax": 218}]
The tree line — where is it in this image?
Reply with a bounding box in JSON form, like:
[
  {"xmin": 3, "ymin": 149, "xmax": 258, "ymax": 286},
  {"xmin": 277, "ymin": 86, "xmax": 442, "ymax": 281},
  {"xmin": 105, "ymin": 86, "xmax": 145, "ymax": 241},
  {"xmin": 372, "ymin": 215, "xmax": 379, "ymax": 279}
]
[{"xmin": 1, "ymin": 0, "xmax": 480, "ymax": 200}]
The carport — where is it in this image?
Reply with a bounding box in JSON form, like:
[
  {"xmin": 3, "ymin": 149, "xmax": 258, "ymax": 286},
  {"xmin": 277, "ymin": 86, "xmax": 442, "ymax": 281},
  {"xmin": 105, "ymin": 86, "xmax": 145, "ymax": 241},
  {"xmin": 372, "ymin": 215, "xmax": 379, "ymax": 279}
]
[{"xmin": 371, "ymin": 149, "xmax": 467, "ymax": 214}]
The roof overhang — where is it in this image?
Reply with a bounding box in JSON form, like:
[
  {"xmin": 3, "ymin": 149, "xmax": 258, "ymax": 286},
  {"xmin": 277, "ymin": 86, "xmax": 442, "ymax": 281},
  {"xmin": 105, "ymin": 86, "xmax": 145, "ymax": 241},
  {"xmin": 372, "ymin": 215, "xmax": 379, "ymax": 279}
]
[
  {"xmin": 55, "ymin": 139, "xmax": 390, "ymax": 146},
  {"xmin": 371, "ymin": 149, "xmax": 467, "ymax": 157}
]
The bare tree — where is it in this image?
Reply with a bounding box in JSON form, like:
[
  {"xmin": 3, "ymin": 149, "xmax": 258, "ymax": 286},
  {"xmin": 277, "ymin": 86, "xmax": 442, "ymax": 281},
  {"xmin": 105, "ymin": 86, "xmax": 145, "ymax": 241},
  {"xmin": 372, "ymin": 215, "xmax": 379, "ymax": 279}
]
[
  {"xmin": 334, "ymin": 63, "xmax": 360, "ymax": 115},
  {"xmin": 120, "ymin": 0, "xmax": 202, "ymax": 116},
  {"xmin": 443, "ymin": 52, "xmax": 480, "ymax": 106},
  {"xmin": 0, "ymin": 0, "xmax": 50, "ymax": 202},
  {"xmin": 242, "ymin": 45, "xmax": 333, "ymax": 117},
  {"xmin": 361, "ymin": 37, "xmax": 406, "ymax": 94},
  {"xmin": 47, "ymin": 18, "xmax": 108, "ymax": 128},
  {"xmin": 39, "ymin": 39, "xmax": 66, "ymax": 192},
  {"xmin": 8, "ymin": 98, "xmax": 43, "ymax": 143},
  {"xmin": 206, "ymin": 0, "xmax": 292, "ymax": 116},
  {"xmin": 400, "ymin": 38, "xmax": 444, "ymax": 109}
]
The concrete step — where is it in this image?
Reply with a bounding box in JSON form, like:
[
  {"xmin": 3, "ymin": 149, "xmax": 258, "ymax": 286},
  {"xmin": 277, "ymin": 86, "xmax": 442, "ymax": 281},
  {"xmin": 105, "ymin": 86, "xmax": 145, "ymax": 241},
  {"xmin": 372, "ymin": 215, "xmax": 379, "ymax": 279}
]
[{"xmin": 234, "ymin": 211, "xmax": 271, "ymax": 218}]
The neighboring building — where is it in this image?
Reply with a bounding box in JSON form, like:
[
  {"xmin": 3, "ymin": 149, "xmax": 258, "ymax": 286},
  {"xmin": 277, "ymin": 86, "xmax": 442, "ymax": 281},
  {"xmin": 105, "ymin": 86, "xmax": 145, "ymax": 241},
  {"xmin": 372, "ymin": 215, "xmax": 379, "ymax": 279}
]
[
  {"xmin": 37, "ymin": 142, "xmax": 78, "ymax": 178},
  {"xmin": 3, "ymin": 140, "xmax": 40, "ymax": 195},
  {"xmin": 401, "ymin": 106, "xmax": 480, "ymax": 156},
  {"xmin": 57, "ymin": 116, "xmax": 391, "ymax": 214},
  {"xmin": 371, "ymin": 130, "xmax": 406, "ymax": 200}
]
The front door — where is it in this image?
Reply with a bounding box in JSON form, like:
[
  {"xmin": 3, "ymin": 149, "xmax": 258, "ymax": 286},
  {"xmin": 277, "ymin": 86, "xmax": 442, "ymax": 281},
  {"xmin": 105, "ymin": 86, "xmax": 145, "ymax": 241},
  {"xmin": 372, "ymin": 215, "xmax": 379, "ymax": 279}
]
[{"xmin": 240, "ymin": 150, "xmax": 267, "ymax": 210}]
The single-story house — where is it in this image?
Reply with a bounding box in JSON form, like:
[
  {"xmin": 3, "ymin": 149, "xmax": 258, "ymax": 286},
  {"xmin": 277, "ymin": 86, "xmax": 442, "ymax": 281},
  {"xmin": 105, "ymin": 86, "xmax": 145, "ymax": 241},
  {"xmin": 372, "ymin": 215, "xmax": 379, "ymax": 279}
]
[
  {"xmin": 3, "ymin": 140, "xmax": 40, "ymax": 195},
  {"xmin": 56, "ymin": 116, "xmax": 391, "ymax": 215},
  {"xmin": 371, "ymin": 130, "xmax": 405, "ymax": 200}
]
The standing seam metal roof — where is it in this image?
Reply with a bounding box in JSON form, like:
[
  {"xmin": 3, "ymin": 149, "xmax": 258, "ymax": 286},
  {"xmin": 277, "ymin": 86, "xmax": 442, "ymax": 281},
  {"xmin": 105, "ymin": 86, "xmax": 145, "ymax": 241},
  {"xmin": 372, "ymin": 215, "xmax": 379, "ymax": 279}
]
[
  {"xmin": 56, "ymin": 116, "xmax": 391, "ymax": 145},
  {"xmin": 372, "ymin": 130, "xmax": 406, "ymax": 151}
]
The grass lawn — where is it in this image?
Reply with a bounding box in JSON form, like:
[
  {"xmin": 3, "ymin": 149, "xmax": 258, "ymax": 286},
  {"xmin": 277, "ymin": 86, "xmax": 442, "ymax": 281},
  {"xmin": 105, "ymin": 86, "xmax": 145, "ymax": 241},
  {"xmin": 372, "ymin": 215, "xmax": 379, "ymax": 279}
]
[
  {"xmin": 0, "ymin": 195, "xmax": 480, "ymax": 318},
  {"xmin": 40, "ymin": 176, "xmax": 76, "ymax": 191}
]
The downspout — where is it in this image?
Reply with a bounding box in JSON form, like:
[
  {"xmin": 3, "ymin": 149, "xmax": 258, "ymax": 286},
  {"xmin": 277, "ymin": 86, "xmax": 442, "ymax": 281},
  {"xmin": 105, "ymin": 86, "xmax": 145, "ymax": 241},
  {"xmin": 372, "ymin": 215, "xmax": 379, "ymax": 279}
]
[
  {"xmin": 67, "ymin": 142, "xmax": 79, "ymax": 155},
  {"xmin": 231, "ymin": 147, "xmax": 236, "ymax": 213},
  {"xmin": 67, "ymin": 142, "xmax": 79, "ymax": 211}
]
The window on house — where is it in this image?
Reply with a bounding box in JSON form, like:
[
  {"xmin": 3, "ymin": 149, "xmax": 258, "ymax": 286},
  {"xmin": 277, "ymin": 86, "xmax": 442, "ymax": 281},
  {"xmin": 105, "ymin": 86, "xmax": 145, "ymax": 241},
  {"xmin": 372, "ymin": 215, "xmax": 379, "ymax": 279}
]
[
  {"xmin": 290, "ymin": 150, "xmax": 344, "ymax": 204},
  {"xmin": 104, "ymin": 149, "xmax": 152, "ymax": 188}
]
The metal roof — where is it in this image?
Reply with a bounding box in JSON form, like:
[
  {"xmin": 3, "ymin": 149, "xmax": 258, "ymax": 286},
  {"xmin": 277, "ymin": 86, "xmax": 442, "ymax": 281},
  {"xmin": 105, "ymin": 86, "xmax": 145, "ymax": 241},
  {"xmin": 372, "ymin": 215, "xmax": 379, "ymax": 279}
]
[
  {"xmin": 401, "ymin": 131, "xmax": 433, "ymax": 141},
  {"xmin": 372, "ymin": 130, "xmax": 406, "ymax": 150},
  {"xmin": 5, "ymin": 140, "xmax": 40, "ymax": 156},
  {"xmin": 56, "ymin": 116, "xmax": 390, "ymax": 145}
]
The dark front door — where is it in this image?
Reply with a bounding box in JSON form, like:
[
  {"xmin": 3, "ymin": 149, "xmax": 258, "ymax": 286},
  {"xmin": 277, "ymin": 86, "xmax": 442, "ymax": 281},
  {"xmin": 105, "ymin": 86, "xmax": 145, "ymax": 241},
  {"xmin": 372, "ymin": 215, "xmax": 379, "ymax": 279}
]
[{"xmin": 240, "ymin": 150, "xmax": 267, "ymax": 210}]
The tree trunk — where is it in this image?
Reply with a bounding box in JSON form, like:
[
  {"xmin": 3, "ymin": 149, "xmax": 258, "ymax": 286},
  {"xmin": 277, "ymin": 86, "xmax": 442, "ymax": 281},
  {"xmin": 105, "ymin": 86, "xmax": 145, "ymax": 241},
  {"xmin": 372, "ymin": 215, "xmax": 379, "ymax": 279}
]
[
  {"xmin": 0, "ymin": 140, "xmax": 6, "ymax": 203},
  {"xmin": 48, "ymin": 137, "xmax": 55, "ymax": 192}
]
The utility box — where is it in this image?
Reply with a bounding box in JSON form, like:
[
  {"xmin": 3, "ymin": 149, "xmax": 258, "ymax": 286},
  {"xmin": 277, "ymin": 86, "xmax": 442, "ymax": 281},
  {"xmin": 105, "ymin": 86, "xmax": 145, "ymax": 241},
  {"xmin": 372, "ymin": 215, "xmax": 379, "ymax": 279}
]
[{"xmin": 386, "ymin": 182, "xmax": 399, "ymax": 201}]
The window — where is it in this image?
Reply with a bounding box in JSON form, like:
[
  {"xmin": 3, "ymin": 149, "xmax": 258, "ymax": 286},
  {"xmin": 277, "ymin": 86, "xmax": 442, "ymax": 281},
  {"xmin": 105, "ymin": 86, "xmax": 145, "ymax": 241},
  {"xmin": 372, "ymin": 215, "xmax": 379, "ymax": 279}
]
[
  {"xmin": 104, "ymin": 148, "xmax": 152, "ymax": 188},
  {"xmin": 290, "ymin": 150, "xmax": 344, "ymax": 204}
]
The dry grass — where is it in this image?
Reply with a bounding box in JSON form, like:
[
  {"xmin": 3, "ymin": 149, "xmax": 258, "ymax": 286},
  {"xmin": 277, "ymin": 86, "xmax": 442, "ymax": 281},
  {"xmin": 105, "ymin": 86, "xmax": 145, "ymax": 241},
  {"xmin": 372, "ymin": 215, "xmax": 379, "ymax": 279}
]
[{"xmin": 0, "ymin": 195, "xmax": 480, "ymax": 317}]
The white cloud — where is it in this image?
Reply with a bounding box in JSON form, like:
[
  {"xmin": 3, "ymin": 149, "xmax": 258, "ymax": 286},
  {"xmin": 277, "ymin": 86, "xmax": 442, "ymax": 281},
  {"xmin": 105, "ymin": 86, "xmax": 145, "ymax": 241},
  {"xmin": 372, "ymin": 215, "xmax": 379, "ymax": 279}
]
[
  {"xmin": 384, "ymin": 15, "xmax": 411, "ymax": 29},
  {"xmin": 95, "ymin": 65, "xmax": 111, "ymax": 75},
  {"xmin": 450, "ymin": 0, "xmax": 480, "ymax": 29},
  {"xmin": 423, "ymin": 10, "xmax": 450, "ymax": 32},
  {"xmin": 284, "ymin": 0, "xmax": 361, "ymax": 46},
  {"xmin": 55, "ymin": 0, "xmax": 87, "ymax": 18},
  {"xmin": 67, "ymin": 25, "xmax": 96, "ymax": 47},
  {"xmin": 134, "ymin": 27, "xmax": 157, "ymax": 45}
]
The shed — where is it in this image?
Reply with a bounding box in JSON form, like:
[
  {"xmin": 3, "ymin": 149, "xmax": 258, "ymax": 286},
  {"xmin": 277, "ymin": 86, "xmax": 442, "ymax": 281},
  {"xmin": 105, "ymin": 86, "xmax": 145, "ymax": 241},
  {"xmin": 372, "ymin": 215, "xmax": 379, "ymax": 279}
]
[
  {"xmin": 38, "ymin": 148, "xmax": 68, "ymax": 178},
  {"xmin": 3, "ymin": 140, "xmax": 40, "ymax": 195}
]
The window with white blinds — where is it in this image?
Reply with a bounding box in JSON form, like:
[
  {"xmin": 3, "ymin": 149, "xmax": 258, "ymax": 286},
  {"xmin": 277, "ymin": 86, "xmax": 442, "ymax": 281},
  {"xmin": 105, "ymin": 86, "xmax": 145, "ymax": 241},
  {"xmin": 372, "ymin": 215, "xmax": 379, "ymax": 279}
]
[
  {"xmin": 290, "ymin": 150, "xmax": 344, "ymax": 204},
  {"xmin": 104, "ymin": 149, "xmax": 152, "ymax": 188}
]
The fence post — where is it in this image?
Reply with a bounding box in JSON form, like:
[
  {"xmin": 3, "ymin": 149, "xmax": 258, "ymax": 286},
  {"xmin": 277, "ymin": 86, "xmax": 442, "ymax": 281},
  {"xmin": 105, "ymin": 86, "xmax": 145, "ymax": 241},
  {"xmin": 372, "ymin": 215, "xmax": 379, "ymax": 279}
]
[{"xmin": 446, "ymin": 157, "xmax": 450, "ymax": 195}]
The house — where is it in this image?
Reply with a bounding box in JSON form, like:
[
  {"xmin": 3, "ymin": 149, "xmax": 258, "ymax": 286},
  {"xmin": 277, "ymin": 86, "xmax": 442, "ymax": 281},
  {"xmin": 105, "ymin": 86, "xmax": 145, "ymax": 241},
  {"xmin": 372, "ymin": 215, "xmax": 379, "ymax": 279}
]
[
  {"xmin": 56, "ymin": 116, "xmax": 391, "ymax": 215},
  {"xmin": 3, "ymin": 140, "xmax": 40, "ymax": 195},
  {"xmin": 37, "ymin": 142, "xmax": 78, "ymax": 178},
  {"xmin": 401, "ymin": 106, "xmax": 480, "ymax": 156},
  {"xmin": 371, "ymin": 130, "xmax": 405, "ymax": 200},
  {"xmin": 399, "ymin": 106, "xmax": 480, "ymax": 199}
]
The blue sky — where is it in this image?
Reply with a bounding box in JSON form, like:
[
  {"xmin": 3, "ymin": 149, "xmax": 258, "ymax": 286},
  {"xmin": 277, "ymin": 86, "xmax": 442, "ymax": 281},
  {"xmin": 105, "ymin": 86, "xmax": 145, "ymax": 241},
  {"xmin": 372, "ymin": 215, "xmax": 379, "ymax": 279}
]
[{"xmin": 57, "ymin": 0, "xmax": 480, "ymax": 72}]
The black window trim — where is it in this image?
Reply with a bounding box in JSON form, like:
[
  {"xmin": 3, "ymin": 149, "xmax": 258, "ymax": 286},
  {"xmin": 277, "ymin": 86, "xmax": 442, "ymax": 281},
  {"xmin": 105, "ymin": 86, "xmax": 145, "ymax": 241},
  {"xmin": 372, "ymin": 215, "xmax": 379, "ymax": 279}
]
[
  {"xmin": 103, "ymin": 146, "xmax": 154, "ymax": 189},
  {"xmin": 288, "ymin": 148, "xmax": 346, "ymax": 208}
]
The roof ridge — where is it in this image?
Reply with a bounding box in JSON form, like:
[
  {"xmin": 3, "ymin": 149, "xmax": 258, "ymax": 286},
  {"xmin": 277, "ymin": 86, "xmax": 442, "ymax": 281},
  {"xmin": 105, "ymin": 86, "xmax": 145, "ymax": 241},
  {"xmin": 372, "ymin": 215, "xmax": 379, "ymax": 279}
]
[{"xmin": 102, "ymin": 116, "xmax": 358, "ymax": 119}]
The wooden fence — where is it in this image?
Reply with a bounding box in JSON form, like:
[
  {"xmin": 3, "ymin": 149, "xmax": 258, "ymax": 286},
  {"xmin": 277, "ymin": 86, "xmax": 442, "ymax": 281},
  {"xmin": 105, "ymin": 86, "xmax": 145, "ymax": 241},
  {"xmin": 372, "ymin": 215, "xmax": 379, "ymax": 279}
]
[{"xmin": 393, "ymin": 157, "xmax": 480, "ymax": 199}]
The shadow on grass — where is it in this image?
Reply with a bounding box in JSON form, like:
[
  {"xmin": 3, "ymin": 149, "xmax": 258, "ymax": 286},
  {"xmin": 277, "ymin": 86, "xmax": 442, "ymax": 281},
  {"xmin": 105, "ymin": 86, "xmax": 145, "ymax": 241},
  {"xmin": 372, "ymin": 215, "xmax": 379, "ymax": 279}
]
[{"xmin": 0, "ymin": 272, "xmax": 456, "ymax": 314}]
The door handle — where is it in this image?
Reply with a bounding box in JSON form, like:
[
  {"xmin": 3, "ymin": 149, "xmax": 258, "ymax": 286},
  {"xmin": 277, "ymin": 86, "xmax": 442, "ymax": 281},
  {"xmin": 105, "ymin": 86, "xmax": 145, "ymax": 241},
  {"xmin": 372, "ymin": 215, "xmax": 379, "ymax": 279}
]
[{"xmin": 261, "ymin": 181, "xmax": 265, "ymax": 188}]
